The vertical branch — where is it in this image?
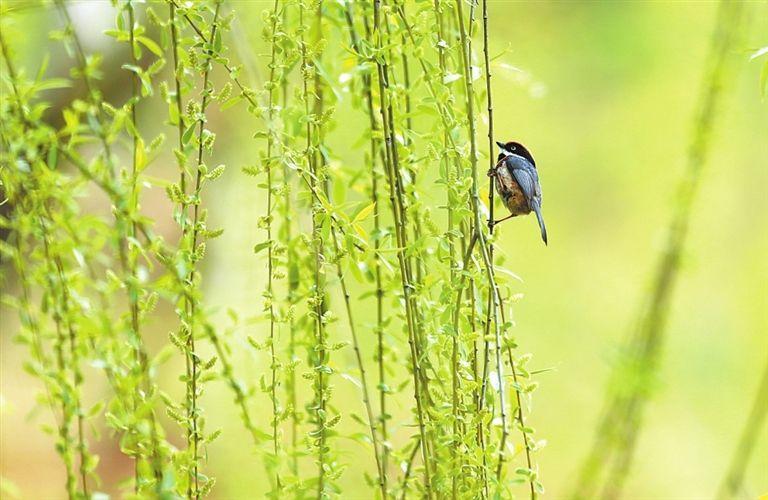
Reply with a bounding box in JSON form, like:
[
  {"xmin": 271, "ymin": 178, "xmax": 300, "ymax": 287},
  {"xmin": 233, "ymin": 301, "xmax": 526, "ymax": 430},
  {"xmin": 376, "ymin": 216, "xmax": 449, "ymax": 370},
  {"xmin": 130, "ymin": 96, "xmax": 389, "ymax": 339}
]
[
  {"xmin": 126, "ymin": 2, "xmax": 162, "ymax": 490},
  {"xmin": 329, "ymin": 224, "xmax": 387, "ymax": 497},
  {"xmin": 187, "ymin": 2, "xmax": 222, "ymax": 496},
  {"xmin": 263, "ymin": 0, "xmax": 282, "ymax": 488},
  {"xmin": 324, "ymin": 10, "xmax": 386, "ymax": 496},
  {"xmin": 280, "ymin": 4, "xmax": 300, "ymax": 474},
  {"xmin": 53, "ymin": 1, "xmax": 165, "ymax": 489},
  {"xmin": 341, "ymin": 5, "xmax": 389, "ymax": 492},
  {"xmin": 374, "ymin": 180, "xmax": 388, "ymax": 496},
  {"xmin": 454, "ymin": 0, "xmax": 507, "ymax": 450},
  {"xmin": 481, "ymin": 0, "xmax": 494, "ymax": 237},
  {"xmin": 168, "ymin": 1, "xmax": 202, "ymax": 497},
  {"xmin": 167, "ymin": 5, "xmax": 197, "ymax": 495},
  {"xmin": 313, "ymin": 3, "xmax": 328, "ymax": 495},
  {"xmin": 299, "ymin": 1, "xmax": 328, "ymax": 494},
  {"xmin": 170, "ymin": 2, "xmax": 186, "ymax": 199},
  {"xmin": 0, "ymin": 35, "xmax": 85, "ymax": 499},
  {"xmin": 475, "ymin": 0, "xmax": 492, "ymax": 490},
  {"xmin": 41, "ymin": 229, "xmax": 79, "ymax": 500},
  {"xmin": 479, "ymin": 0, "xmax": 536, "ymax": 494},
  {"xmin": 50, "ymin": 232, "xmax": 89, "ymax": 497},
  {"xmin": 373, "ymin": 2, "xmax": 434, "ymax": 495},
  {"xmin": 717, "ymin": 354, "xmax": 768, "ymax": 497}
]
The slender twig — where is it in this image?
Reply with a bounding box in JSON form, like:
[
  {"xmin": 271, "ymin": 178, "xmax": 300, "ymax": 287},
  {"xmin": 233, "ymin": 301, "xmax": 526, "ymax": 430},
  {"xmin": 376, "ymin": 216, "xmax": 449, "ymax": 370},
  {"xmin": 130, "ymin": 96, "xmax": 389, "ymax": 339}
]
[
  {"xmin": 373, "ymin": 2, "xmax": 433, "ymax": 495},
  {"xmin": 126, "ymin": 1, "xmax": 158, "ymax": 490},
  {"xmin": 329, "ymin": 225, "xmax": 386, "ymax": 497},
  {"xmin": 263, "ymin": 0, "xmax": 282, "ymax": 489},
  {"xmin": 280, "ymin": 3, "xmax": 300, "ymax": 477},
  {"xmin": 398, "ymin": 437, "xmax": 422, "ymax": 500},
  {"xmin": 53, "ymin": 1, "xmax": 165, "ymax": 488},
  {"xmin": 166, "ymin": 0, "xmax": 259, "ymax": 110},
  {"xmin": 187, "ymin": 3, "xmax": 222, "ymax": 496},
  {"xmin": 477, "ymin": 0, "xmax": 536, "ymax": 494},
  {"xmin": 40, "ymin": 225, "xmax": 79, "ymax": 499},
  {"xmin": 167, "ymin": 4, "xmax": 198, "ymax": 495},
  {"xmin": 299, "ymin": 2, "xmax": 329, "ymax": 495},
  {"xmin": 717, "ymin": 353, "xmax": 768, "ymax": 498},
  {"xmin": 430, "ymin": 3, "xmax": 470, "ymax": 494},
  {"xmin": 51, "ymin": 231, "xmax": 89, "ymax": 498},
  {"xmin": 452, "ymin": 1, "xmax": 511, "ymax": 493},
  {"xmin": 341, "ymin": 6, "xmax": 389, "ymax": 492},
  {"xmin": 1, "ymin": 35, "xmax": 82, "ymax": 498}
]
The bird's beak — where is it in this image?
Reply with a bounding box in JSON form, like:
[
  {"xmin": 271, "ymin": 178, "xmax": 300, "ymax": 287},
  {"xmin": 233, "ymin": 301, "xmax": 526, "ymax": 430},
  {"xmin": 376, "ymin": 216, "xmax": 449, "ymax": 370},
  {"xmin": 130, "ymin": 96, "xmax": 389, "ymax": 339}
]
[{"xmin": 495, "ymin": 141, "xmax": 505, "ymax": 149}]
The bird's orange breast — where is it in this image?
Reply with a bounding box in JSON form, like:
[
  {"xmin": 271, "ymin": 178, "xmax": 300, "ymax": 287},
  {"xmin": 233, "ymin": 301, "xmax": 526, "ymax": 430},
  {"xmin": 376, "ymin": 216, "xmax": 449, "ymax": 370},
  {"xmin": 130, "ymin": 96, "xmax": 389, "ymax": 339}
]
[
  {"xmin": 495, "ymin": 165, "xmax": 531, "ymax": 216},
  {"xmin": 504, "ymin": 182, "xmax": 531, "ymax": 216}
]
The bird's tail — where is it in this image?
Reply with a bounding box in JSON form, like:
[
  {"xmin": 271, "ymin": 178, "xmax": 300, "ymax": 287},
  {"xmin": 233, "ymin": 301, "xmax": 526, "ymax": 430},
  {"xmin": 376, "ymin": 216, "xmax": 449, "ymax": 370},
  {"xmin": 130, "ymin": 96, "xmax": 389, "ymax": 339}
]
[{"xmin": 533, "ymin": 202, "xmax": 547, "ymax": 245}]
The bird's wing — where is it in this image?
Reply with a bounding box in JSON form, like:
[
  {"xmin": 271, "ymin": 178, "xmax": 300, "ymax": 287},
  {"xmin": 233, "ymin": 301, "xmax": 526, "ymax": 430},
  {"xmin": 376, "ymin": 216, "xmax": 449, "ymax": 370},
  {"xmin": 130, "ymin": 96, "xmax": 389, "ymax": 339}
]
[{"xmin": 506, "ymin": 156, "xmax": 538, "ymax": 203}]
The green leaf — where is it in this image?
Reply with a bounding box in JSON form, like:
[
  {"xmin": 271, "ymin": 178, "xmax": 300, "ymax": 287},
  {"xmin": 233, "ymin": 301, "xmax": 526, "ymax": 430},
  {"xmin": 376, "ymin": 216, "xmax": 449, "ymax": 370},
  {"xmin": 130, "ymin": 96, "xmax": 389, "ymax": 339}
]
[
  {"xmin": 221, "ymin": 95, "xmax": 242, "ymax": 110},
  {"xmin": 213, "ymin": 30, "xmax": 222, "ymax": 53},
  {"xmin": 121, "ymin": 63, "xmax": 142, "ymax": 75},
  {"xmin": 253, "ymin": 241, "xmax": 271, "ymax": 254},
  {"xmin": 36, "ymin": 78, "xmax": 71, "ymax": 91},
  {"xmin": 103, "ymin": 29, "xmax": 128, "ymax": 40},
  {"xmin": 182, "ymin": 123, "xmax": 196, "ymax": 145},
  {"xmin": 136, "ymin": 137, "xmax": 147, "ymax": 171},
  {"xmin": 137, "ymin": 36, "xmax": 163, "ymax": 57},
  {"xmin": 353, "ymin": 202, "xmax": 376, "ymax": 223}
]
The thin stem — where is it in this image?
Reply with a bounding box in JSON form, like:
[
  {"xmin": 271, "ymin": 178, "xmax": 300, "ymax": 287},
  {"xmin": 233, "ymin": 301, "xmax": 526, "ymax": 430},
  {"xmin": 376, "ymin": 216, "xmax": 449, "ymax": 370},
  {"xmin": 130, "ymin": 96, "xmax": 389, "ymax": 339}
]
[
  {"xmin": 187, "ymin": 3, "xmax": 222, "ymax": 496},
  {"xmin": 341, "ymin": 6, "xmax": 389, "ymax": 492},
  {"xmin": 717, "ymin": 353, "xmax": 768, "ymax": 498},
  {"xmin": 399, "ymin": 437, "xmax": 422, "ymax": 500},
  {"xmin": 169, "ymin": 2, "xmax": 187, "ymax": 199},
  {"xmin": 168, "ymin": 5, "xmax": 198, "ymax": 496},
  {"xmin": 40, "ymin": 225, "xmax": 78, "ymax": 500},
  {"xmin": 329, "ymin": 225, "xmax": 386, "ymax": 498},
  {"xmin": 264, "ymin": 0, "xmax": 281, "ymax": 489},
  {"xmin": 166, "ymin": 0, "xmax": 260, "ymax": 111},
  {"xmin": 300, "ymin": 2, "xmax": 328, "ymax": 495},
  {"xmin": 54, "ymin": 1, "xmax": 165, "ymax": 488},
  {"xmin": 127, "ymin": 1, "xmax": 156, "ymax": 489},
  {"xmin": 280, "ymin": 3, "xmax": 299, "ymax": 476},
  {"xmin": 1, "ymin": 34, "xmax": 83, "ymax": 498},
  {"xmin": 373, "ymin": 2, "xmax": 433, "ymax": 495},
  {"xmin": 52, "ymin": 238, "xmax": 89, "ymax": 498}
]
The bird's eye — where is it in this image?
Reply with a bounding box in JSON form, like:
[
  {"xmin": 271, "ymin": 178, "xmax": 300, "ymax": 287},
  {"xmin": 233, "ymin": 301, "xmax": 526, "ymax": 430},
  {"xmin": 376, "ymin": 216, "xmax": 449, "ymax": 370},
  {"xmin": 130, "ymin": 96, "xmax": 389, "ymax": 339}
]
[{"xmin": 510, "ymin": 145, "xmax": 516, "ymax": 151}]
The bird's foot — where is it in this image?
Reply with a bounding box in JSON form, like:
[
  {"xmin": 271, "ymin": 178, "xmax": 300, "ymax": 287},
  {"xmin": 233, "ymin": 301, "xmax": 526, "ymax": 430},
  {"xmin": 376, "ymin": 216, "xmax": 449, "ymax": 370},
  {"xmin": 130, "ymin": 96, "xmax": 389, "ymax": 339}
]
[
  {"xmin": 489, "ymin": 214, "xmax": 515, "ymax": 229},
  {"xmin": 486, "ymin": 168, "xmax": 497, "ymax": 178}
]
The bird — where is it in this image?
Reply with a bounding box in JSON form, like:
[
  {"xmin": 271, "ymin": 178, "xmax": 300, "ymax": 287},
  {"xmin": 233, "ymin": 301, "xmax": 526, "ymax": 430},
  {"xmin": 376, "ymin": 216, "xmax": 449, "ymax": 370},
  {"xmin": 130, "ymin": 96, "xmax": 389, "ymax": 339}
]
[{"xmin": 488, "ymin": 140, "xmax": 547, "ymax": 245}]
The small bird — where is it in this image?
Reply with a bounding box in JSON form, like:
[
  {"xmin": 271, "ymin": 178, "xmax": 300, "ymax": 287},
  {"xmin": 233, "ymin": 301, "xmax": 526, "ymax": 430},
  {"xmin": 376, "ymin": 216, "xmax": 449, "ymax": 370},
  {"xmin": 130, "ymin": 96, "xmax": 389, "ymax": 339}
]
[{"xmin": 488, "ymin": 140, "xmax": 547, "ymax": 245}]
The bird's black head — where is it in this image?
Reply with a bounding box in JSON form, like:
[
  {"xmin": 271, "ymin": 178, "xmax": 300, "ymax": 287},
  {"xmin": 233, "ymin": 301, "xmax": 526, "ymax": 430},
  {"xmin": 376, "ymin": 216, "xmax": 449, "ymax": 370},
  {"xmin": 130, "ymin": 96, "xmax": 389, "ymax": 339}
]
[{"xmin": 496, "ymin": 141, "xmax": 536, "ymax": 166}]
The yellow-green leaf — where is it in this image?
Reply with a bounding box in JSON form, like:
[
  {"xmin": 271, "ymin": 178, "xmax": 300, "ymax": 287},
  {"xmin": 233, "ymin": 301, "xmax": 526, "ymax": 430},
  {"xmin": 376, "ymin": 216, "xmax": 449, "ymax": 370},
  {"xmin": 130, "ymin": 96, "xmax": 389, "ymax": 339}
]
[
  {"xmin": 137, "ymin": 36, "xmax": 163, "ymax": 57},
  {"xmin": 353, "ymin": 202, "xmax": 376, "ymax": 223},
  {"xmin": 136, "ymin": 138, "xmax": 147, "ymax": 172}
]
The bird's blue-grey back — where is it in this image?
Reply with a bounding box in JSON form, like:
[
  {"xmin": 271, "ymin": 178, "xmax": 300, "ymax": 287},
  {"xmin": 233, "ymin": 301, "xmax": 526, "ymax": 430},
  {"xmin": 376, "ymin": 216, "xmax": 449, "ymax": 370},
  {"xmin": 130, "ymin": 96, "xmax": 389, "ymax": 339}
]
[{"xmin": 504, "ymin": 154, "xmax": 547, "ymax": 244}]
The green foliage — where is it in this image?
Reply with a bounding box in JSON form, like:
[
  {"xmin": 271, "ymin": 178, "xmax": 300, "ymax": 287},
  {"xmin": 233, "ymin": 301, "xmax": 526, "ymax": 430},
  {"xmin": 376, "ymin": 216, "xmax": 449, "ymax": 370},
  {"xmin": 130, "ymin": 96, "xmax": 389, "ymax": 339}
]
[{"xmin": 0, "ymin": 0, "xmax": 545, "ymax": 498}]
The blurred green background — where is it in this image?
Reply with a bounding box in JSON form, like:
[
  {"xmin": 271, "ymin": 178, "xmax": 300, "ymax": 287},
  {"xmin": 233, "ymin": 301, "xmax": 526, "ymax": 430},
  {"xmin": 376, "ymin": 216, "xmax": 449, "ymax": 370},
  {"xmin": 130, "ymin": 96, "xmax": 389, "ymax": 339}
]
[{"xmin": 1, "ymin": 1, "xmax": 766, "ymax": 498}]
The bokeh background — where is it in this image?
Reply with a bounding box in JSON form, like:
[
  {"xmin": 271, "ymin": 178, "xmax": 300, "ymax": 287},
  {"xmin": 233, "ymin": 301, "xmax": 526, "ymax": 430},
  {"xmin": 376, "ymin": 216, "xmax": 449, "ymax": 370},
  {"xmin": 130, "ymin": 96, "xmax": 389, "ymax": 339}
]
[{"xmin": 1, "ymin": 1, "xmax": 766, "ymax": 498}]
